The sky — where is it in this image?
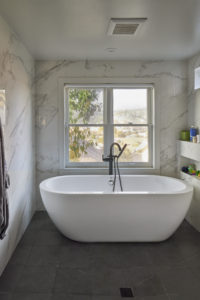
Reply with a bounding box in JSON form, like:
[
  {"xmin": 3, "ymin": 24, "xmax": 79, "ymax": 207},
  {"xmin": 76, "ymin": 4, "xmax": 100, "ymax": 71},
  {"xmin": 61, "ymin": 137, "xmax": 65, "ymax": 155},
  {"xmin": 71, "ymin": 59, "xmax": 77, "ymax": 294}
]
[{"xmin": 113, "ymin": 89, "xmax": 147, "ymax": 111}]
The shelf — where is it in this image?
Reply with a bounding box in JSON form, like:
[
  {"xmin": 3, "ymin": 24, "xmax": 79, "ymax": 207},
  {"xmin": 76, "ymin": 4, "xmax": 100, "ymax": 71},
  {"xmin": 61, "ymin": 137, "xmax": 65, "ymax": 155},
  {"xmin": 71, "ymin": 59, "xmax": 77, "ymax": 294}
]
[
  {"xmin": 177, "ymin": 140, "xmax": 200, "ymax": 161},
  {"xmin": 180, "ymin": 171, "xmax": 200, "ymax": 183}
]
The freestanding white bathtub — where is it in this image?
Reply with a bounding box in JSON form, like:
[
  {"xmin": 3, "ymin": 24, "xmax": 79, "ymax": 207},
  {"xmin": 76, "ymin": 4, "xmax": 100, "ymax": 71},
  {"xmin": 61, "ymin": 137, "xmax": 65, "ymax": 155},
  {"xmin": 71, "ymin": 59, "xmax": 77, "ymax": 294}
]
[{"xmin": 39, "ymin": 175, "xmax": 193, "ymax": 242}]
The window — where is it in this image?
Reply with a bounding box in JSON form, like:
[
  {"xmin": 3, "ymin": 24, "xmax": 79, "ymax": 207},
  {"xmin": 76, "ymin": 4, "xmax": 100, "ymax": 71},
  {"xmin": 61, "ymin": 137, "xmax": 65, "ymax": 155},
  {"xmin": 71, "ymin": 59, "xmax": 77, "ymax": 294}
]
[
  {"xmin": 0, "ymin": 90, "xmax": 6, "ymax": 126},
  {"xmin": 64, "ymin": 85, "xmax": 154, "ymax": 168}
]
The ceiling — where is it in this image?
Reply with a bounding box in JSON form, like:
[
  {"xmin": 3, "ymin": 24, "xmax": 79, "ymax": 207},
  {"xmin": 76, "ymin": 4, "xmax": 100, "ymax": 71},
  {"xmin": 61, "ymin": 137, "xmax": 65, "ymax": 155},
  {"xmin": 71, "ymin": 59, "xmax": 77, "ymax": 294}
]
[{"xmin": 0, "ymin": 0, "xmax": 200, "ymax": 60}]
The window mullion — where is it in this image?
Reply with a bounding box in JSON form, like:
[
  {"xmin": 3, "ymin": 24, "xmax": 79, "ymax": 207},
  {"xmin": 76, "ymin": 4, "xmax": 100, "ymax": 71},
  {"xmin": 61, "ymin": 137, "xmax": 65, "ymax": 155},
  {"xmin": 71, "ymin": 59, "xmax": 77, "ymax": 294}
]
[
  {"xmin": 148, "ymin": 124, "xmax": 153, "ymax": 167},
  {"xmin": 65, "ymin": 88, "xmax": 69, "ymax": 165},
  {"xmin": 104, "ymin": 88, "xmax": 114, "ymax": 156},
  {"xmin": 103, "ymin": 88, "xmax": 108, "ymax": 157},
  {"xmin": 110, "ymin": 88, "xmax": 114, "ymax": 146},
  {"xmin": 65, "ymin": 125, "xmax": 69, "ymax": 166},
  {"xmin": 147, "ymin": 88, "xmax": 153, "ymax": 166},
  {"xmin": 147, "ymin": 87, "xmax": 153, "ymax": 125}
]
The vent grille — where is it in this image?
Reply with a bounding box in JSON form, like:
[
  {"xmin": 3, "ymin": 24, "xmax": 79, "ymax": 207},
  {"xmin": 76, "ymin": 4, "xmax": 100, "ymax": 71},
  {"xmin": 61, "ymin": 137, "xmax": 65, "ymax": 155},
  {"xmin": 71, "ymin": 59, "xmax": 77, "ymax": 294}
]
[
  {"xmin": 120, "ymin": 288, "xmax": 134, "ymax": 297},
  {"xmin": 113, "ymin": 23, "xmax": 139, "ymax": 35},
  {"xmin": 107, "ymin": 18, "xmax": 147, "ymax": 36}
]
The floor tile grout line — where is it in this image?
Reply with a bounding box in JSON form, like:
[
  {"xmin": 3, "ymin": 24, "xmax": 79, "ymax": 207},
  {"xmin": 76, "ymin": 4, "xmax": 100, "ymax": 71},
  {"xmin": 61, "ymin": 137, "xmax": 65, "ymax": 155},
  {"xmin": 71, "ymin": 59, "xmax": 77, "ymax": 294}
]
[
  {"xmin": 11, "ymin": 263, "xmax": 27, "ymax": 293},
  {"xmin": 2, "ymin": 214, "xmax": 200, "ymax": 299},
  {"xmin": 51, "ymin": 262, "xmax": 62, "ymax": 295}
]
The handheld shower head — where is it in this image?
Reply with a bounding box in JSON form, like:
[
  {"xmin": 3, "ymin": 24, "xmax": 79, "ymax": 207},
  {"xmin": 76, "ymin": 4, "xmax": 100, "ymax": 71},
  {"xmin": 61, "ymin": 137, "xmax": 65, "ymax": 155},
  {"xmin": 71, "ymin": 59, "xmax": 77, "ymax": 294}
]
[{"xmin": 117, "ymin": 144, "xmax": 127, "ymax": 158}]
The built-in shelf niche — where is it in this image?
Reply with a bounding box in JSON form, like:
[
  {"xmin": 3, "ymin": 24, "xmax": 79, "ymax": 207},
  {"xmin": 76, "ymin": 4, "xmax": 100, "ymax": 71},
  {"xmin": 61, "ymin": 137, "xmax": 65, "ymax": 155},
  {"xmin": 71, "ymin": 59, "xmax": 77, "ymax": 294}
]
[
  {"xmin": 177, "ymin": 140, "xmax": 200, "ymax": 182},
  {"xmin": 177, "ymin": 140, "xmax": 200, "ymax": 161},
  {"xmin": 180, "ymin": 170, "xmax": 200, "ymax": 182},
  {"xmin": 177, "ymin": 140, "xmax": 200, "ymax": 231}
]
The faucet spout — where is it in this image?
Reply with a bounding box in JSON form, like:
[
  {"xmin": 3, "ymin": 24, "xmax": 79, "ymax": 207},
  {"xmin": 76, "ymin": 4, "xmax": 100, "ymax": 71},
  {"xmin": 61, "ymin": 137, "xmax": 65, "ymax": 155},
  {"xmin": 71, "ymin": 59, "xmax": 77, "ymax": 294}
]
[
  {"xmin": 109, "ymin": 142, "xmax": 122, "ymax": 157},
  {"xmin": 102, "ymin": 143, "xmax": 127, "ymax": 176}
]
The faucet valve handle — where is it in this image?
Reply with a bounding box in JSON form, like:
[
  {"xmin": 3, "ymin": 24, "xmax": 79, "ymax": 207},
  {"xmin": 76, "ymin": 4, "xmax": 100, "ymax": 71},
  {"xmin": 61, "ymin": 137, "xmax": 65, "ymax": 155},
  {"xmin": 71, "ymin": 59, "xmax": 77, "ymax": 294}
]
[{"xmin": 102, "ymin": 155, "xmax": 110, "ymax": 162}]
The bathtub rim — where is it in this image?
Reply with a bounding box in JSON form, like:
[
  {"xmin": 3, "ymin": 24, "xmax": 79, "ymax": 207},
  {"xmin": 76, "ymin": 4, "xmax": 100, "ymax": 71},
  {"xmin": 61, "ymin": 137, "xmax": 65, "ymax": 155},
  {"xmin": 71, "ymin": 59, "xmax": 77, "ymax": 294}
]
[{"xmin": 39, "ymin": 175, "xmax": 193, "ymax": 196}]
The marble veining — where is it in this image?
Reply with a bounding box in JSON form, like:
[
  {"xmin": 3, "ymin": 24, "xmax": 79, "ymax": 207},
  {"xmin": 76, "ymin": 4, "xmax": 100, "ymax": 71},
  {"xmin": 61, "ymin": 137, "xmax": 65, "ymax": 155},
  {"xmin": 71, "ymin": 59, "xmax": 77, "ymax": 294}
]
[
  {"xmin": 0, "ymin": 16, "xmax": 35, "ymax": 275},
  {"xmin": 35, "ymin": 94, "xmax": 58, "ymax": 129},
  {"xmin": 35, "ymin": 60, "xmax": 79, "ymax": 85},
  {"xmin": 35, "ymin": 60, "xmax": 188, "ymax": 209}
]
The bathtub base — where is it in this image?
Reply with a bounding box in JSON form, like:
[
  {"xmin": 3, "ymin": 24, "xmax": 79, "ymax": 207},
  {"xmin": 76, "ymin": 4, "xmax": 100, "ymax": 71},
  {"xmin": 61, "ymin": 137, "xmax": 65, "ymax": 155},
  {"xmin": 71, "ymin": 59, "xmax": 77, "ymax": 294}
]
[
  {"xmin": 42, "ymin": 193, "xmax": 192, "ymax": 242},
  {"xmin": 40, "ymin": 175, "xmax": 193, "ymax": 242}
]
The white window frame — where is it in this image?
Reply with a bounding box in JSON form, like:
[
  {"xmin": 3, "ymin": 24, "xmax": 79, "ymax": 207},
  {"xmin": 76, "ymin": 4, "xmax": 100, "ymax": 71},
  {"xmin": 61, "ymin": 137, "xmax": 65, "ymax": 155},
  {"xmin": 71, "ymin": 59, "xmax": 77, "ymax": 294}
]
[
  {"xmin": 63, "ymin": 83, "xmax": 154, "ymax": 168},
  {"xmin": 58, "ymin": 77, "xmax": 160, "ymax": 174}
]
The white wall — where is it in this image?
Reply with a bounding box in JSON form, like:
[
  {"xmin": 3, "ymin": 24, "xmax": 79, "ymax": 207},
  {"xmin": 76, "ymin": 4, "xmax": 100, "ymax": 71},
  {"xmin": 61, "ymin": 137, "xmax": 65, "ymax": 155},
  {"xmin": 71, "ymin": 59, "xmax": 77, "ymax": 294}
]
[
  {"xmin": 35, "ymin": 60, "xmax": 188, "ymax": 209},
  {"xmin": 0, "ymin": 16, "xmax": 35, "ymax": 274},
  {"xmin": 186, "ymin": 52, "xmax": 200, "ymax": 230},
  {"xmin": 0, "ymin": 6, "xmax": 198, "ymax": 274},
  {"xmin": 188, "ymin": 53, "xmax": 200, "ymax": 129}
]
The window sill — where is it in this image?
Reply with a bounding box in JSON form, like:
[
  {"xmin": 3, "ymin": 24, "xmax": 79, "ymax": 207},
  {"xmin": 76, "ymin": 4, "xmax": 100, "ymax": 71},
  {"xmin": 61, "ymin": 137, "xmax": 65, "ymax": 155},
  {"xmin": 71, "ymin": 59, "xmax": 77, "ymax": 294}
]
[{"xmin": 58, "ymin": 167, "xmax": 160, "ymax": 176}]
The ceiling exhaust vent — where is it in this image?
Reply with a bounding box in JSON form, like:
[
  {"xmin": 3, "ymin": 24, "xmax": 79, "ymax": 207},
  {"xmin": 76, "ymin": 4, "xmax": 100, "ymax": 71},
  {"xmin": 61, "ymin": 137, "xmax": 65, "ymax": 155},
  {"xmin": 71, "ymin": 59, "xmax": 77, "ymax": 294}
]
[{"xmin": 107, "ymin": 18, "xmax": 147, "ymax": 36}]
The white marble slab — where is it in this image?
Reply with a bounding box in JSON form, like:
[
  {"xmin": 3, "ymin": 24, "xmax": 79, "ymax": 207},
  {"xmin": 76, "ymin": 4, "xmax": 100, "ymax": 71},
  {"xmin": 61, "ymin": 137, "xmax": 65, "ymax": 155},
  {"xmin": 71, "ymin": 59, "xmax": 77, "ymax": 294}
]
[
  {"xmin": 0, "ymin": 16, "xmax": 35, "ymax": 275},
  {"xmin": 180, "ymin": 171, "xmax": 200, "ymax": 232},
  {"xmin": 35, "ymin": 60, "xmax": 188, "ymax": 209}
]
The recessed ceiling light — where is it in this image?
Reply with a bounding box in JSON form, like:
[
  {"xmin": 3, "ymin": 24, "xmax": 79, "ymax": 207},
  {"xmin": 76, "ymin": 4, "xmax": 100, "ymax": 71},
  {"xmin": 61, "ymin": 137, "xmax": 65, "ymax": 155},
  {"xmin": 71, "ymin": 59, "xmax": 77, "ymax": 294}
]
[{"xmin": 105, "ymin": 47, "xmax": 117, "ymax": 53}]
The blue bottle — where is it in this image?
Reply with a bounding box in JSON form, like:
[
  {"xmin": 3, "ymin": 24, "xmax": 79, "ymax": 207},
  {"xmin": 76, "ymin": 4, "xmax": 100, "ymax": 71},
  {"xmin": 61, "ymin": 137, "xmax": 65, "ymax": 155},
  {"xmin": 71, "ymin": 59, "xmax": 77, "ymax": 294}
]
[{"xmin": 190, "ymin": 126, "xmax": 197, "ymax": 141}]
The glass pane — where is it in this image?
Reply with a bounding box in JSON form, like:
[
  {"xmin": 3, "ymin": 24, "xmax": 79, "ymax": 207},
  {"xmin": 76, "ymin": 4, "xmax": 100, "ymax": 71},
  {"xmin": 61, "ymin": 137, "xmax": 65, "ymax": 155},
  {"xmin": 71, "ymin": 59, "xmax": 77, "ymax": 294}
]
[
  {"xmin": 68, "ymin": 88, "xmax": 103, "ymax": 124},
  {"xmin": 113, "ymin": 89, "xmax": 147, "ymax": 124},
  {"xmin": 114, "ymin": 126, "xmax": 149, "ymax": 162},
  {"xmin": 69, "ymin": 126, "xmax": 104, "ymax": 162},
  {"xmin": 0, "ymin": 90, "xmax": 6, "ymax": 126}
]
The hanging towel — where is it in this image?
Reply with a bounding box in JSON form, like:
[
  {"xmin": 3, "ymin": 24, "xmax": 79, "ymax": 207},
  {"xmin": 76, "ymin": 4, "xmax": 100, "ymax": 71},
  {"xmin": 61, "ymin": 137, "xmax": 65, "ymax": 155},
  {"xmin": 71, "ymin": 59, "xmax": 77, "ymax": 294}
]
[{"xmin": 0, "ymin": 117, "xmax": 10, "ymax": 239}]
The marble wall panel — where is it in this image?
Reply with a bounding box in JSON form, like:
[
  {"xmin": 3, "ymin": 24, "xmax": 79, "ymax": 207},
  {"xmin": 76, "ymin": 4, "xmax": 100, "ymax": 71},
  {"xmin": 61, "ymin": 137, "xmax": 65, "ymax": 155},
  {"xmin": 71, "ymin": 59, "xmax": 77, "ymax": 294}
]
[
  {"xmin": 0, "ymin": 16, "xmax": 35, "ymax": 274},
  {"xmin": 35, "ymin": 60, "xmax": 188, "ymax": 209}
]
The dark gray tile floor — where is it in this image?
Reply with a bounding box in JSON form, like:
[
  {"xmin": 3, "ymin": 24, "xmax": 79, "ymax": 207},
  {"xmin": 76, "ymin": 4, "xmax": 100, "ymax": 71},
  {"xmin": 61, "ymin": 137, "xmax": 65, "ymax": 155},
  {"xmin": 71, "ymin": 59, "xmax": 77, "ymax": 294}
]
[{"xmin": 1, "ymin": 212, "xmax": 200, "ymax": 300}]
